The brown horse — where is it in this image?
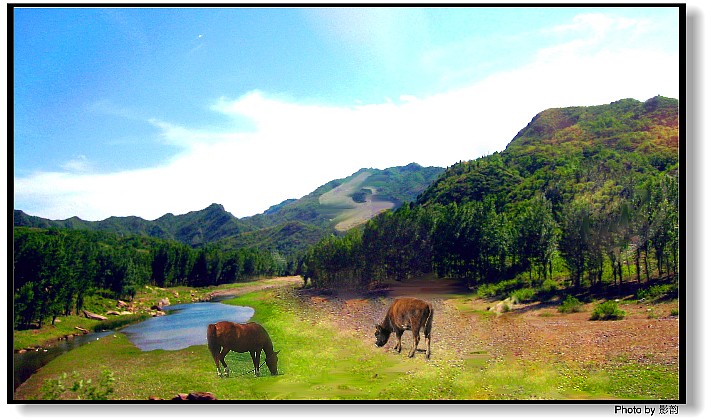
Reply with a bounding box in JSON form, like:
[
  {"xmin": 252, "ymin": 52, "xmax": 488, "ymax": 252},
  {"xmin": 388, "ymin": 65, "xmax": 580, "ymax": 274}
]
[
  {"xmin": 207, "ymin": 321, "xmax": 279, "ymax": 377},
  {"xmin": 375, "ymin": 297, "xmax": 433, "ymax": 359}
]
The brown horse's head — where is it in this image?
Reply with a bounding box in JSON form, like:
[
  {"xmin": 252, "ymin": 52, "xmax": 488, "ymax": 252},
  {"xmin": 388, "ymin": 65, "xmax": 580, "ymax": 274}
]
[
  {"xmin": 266, "ymin": 350, "xmax": 279, "ymax": 375},
  {"xmin": 374, "ymin": 324, "xmax": 391, "ymax": 347}
]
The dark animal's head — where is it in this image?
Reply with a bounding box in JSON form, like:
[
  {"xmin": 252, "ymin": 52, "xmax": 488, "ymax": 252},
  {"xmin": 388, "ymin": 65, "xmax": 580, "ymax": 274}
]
[
  {"xmin": 266, "ymin": 350, "xmax": 279, "ymax": 375},
  {"xmin": 374, "ymin": 324, "xmax": 391, "ymax": 347}
]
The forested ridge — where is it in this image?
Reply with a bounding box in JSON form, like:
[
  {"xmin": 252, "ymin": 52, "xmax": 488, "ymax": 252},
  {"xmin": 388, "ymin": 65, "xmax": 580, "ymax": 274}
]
[{"xmin": 300, "ymin": 97, "xmax": 680, "ymax": 295}]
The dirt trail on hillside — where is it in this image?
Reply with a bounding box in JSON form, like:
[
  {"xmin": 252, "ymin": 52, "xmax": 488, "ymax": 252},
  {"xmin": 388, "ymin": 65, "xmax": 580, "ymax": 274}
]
[{"xmin": 292, "ymin": 277, "xmax": 679, "ymax": 368}]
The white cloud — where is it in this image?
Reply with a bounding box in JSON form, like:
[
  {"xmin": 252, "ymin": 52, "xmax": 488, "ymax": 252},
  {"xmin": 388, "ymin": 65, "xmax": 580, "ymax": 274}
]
[
  {"xmin": 60, "ymin": 155, "xmax": 93, "ymax": 173},
  {"xmin": 13, "ymin": 13, "xmax": 679, "ymax": 221}
]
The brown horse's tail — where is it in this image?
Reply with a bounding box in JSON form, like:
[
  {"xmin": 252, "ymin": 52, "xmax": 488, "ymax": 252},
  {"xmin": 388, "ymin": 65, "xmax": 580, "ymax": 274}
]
[{"xmin": 207, "ymin": 323, "xmax": 220, "ymax": 359}]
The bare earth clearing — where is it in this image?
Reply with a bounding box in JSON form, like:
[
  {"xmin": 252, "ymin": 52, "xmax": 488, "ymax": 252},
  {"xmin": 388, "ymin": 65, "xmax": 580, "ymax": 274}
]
[{"xmin": 293, "ymin": 277, "xmax": 679, "ymax": 370}]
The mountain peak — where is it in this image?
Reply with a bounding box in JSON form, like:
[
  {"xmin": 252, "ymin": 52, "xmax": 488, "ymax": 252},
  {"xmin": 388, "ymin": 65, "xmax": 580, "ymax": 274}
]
[{"xmin": 205, "ymin": 203, "xmax": 226, "ymax": 212}]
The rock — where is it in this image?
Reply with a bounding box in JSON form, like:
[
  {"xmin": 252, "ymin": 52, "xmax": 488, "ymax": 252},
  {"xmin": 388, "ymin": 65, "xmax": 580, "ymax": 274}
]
[
  {"xmin": 106, "ymin": 311, "xmax": 121, "ymax": 316},
  {"xmin": 187, "ymin": 392, "xmax": 217, "ymax": 400},
  {"xmin": 82, "ymin": 310, "xmax": 108, "ymax": 321},
  {"xmin": 74, "ymin": 326, "xmax": 90, "ymax": 334},
  {"xmin": 158, "ymin": 298, "xmax": 170, "ymax": 307},
  {"xmin": 117, "ymin": 300, "xmax": 129, "ymax": 308},
  {"xmin": 168, "ymin": 392, "xmax": 217, "ymax": 401}
]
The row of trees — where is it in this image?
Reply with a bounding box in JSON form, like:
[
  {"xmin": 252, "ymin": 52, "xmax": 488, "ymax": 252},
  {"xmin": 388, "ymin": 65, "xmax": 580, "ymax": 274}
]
[
  {"xmin": 13, "ymin": 228, "xmax": 286, "ymax": 329},
  {"xmin": 300, "ymin": 171, "xmax": 679, "ymax": 292}
]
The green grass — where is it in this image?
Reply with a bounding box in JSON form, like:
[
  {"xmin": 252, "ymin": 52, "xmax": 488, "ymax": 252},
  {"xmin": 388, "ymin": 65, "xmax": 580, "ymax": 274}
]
[{"xmin": 14, "ymin": 283, "xmax": 679, "ymax": 401}]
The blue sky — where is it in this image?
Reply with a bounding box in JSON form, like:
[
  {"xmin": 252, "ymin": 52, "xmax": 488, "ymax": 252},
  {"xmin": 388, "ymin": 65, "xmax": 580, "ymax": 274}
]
[{"xmin": 12, "ymin": 5, "xmax": 681, "ymax": 221}]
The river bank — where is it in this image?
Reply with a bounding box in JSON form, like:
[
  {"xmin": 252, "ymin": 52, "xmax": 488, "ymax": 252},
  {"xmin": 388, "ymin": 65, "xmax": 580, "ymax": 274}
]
[{"xmin": 13, "ymin": 276, "xmax": 303, "ymax": 353}]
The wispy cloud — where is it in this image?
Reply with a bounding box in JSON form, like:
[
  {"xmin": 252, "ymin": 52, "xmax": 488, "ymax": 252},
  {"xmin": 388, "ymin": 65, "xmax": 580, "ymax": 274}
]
[
  {"xmin": 13, "ymin": 12, "xmax": 679, "ymax": 221},
  {"xmin": 60, "ymin": 155, "xmax": 93, "ymax": 173}
]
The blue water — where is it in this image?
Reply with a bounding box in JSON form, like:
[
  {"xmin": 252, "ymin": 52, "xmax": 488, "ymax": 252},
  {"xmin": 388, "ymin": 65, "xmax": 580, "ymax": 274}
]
[{"xmin": 121, "ymin": 302, "xmax": 254, "ymax": 351}]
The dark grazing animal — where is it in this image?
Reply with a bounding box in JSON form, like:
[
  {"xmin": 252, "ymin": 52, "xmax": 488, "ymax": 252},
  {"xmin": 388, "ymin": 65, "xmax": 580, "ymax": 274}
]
[
  {"xmin": 207, "ymin": 321, "xmax": 279, "ymax": 377},
  {"xmin": 374, "ymin": 297, "xmax": 433, "ymax": 359}
]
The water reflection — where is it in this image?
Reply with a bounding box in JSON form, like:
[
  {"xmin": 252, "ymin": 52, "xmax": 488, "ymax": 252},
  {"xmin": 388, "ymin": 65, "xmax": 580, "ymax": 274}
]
[{"xmin": 121, "ymin": 302, "xmax": 253, "ymax": 351}]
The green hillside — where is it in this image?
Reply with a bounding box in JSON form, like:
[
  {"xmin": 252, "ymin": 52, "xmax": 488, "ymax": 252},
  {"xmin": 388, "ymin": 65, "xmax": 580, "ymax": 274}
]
[
  {"xmin": 417, "ymin": 96, "xmax": 678, "ymax": 212},
  {"xmin": 303, "ymin": 96, "xmax": 680, "ymax": 292}
]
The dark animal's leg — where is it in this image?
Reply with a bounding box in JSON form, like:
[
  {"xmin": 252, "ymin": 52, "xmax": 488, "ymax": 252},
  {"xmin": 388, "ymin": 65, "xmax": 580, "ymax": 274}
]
[
  {"xmin": 394, "ymin": 330, "xmax": 404, "ymax": 353},
  {"xmin": 219, "ymin": 348, "xmax": 230, "ymax": 377},
  {"xmin": 211, "ymin": 346, "xmax": 223, "ymax": 377},
  {"xmin": 424, "ymin": 325, "xmax": 431, "ymax": 359},
  {"xmin": 250, "ymin": 351, "xmax": 260, "ymax": 376},
  {"xmin": 425, "ymin": 306, "xmax": 433, "ymax": 359},
  {"xmin": 425, "ymin": 334, "xmax": 431, "ymax": 359},
  {"xmin": 409, "ymin": 326, "xmax": 421, "ymax": 358}
]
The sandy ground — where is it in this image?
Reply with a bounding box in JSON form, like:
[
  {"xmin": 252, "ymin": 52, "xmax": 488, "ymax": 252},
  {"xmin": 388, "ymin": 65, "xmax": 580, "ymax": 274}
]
[{"xmin": 293, "ymin": 277, "xmax": 679, "ymax": 368}]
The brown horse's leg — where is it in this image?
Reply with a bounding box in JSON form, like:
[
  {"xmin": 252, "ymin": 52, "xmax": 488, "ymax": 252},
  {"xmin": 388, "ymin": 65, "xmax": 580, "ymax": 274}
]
[
  {"xmin": 212, "ymin": 348, "xmax": 222, "ymax": 377},
  {"xmin": 219, "ymin": 348, "xmax": 230, "ymax": 377},
  {"xmin": 250, "ymin": 351, "xmax": 260, "ymax": 376},
  {"xmin": 394, "ymin": 330, "xmax": 403, "ymax": 353},
  {"xmin": 425, "ymin": 334, "xmax": 431, "ymax": 359},
  {"xmin": 409, "ymin": 325, "xmax": 421, "ymax": 358}
]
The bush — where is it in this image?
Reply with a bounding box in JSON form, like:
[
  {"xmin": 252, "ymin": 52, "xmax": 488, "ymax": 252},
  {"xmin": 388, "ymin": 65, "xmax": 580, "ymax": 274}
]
[
  {"xmin": 476, "ymin": 279, "xmax": 524, "ymax": 299},
  {"xmin": 40, "ymin": 369, "xmax": 115, "ymax": 400},
  {"xmin": 590, "ymin": 300, "xmax": 625, "ymax": 321},
  {"xmin": 636, "ymin": 283, "xmax": 677, "ymax": 301},
  {"xmin": 537, "ymin": 279, "xmax": 559, "ymax": 299},
  {"xmin": 511, "ymin": 287, "xmax": 536, "ymax": 304},
  {"xmin": 558, "ymin": 295, "xmax": 583, "ymax": 313}
]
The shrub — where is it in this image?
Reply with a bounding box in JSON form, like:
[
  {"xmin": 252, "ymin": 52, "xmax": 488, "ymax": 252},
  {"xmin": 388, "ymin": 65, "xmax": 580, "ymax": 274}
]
[
  {"xmin": 636, "ymin": 283, "xmax": 677, "ymax": 301},
  {"xmin": 590, "ymin": 300, "xmax": 626, "ymax": 321},
  {"xmin": 558, "ymin": 295, "xmax": 583, "ymax": 313},
  {"xmin": 511, "ymin": 287, "xmax": 536, "ymax": 304},
  {"xmin": 538, "ymin": 279, "xmax": 559, "ymax": 299},
  {"xmin": 476, "ymin": 279, "xmax": 524, "ymax": 299},
  {"xmin": 40, "ymin": 369, "xmax": 115, "ymax": 400}
]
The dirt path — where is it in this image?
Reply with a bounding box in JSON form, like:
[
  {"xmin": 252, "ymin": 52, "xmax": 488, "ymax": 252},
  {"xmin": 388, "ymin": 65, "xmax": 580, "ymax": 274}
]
[
  {"xmin": 293, "ymin": 277, "xmax": 679, "ymax": 368},
  {"xmin": 209, "ymin": 276, "xmax": 303, "ymax": 299}
]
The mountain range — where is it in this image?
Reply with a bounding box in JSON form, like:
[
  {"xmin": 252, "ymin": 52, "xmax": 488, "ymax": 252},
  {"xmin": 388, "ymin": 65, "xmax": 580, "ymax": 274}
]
[
  {"xmin": 14, "ymin": 163, "xmax": 444, "ymax": 256},
  {"xmin": 14, "ymin": 96, "xmax": 679, "ymax": 259}
]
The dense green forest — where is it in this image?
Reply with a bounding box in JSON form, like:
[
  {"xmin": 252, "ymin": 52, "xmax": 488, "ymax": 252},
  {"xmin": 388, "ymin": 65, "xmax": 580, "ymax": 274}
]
[
  {"xmin": 300, "ymin": 97, "xmax": 680, "ymax": 294},
  {"xmin": 13, "ymin": 228, "xmax": 286, "ymax": 329}
]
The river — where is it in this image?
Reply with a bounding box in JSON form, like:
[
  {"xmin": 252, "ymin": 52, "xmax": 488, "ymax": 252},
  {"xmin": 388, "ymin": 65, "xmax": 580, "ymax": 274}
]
[{"xmin": 14, "ymin": 299, "xmax": 253, "ymax": 390}]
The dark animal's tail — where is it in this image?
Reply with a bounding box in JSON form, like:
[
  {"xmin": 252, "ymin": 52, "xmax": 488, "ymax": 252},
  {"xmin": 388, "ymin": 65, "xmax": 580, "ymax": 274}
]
[
  {"xmin": 207, "ymin": 323, "xmax": 220, "ymax": 359},
  {"xmin": 424, "ymin": 304, "xmax": 434, "ymax": 339}
]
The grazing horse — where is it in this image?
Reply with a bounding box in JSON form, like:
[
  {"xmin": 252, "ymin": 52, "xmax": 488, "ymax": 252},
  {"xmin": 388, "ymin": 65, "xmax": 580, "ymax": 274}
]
[
  {"xmin": 207, "ymin": 321, "xmax": 279, "ymax": 377},
  {"xmin": 375, "ymin": 297, "xmax": 433, "ymax": 359}
]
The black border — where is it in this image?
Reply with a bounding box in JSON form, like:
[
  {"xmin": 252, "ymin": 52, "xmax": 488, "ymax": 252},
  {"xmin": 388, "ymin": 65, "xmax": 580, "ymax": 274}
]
[{"xmin": 7, "ymin": 2, "xmax": 687, "ymax": 409}]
